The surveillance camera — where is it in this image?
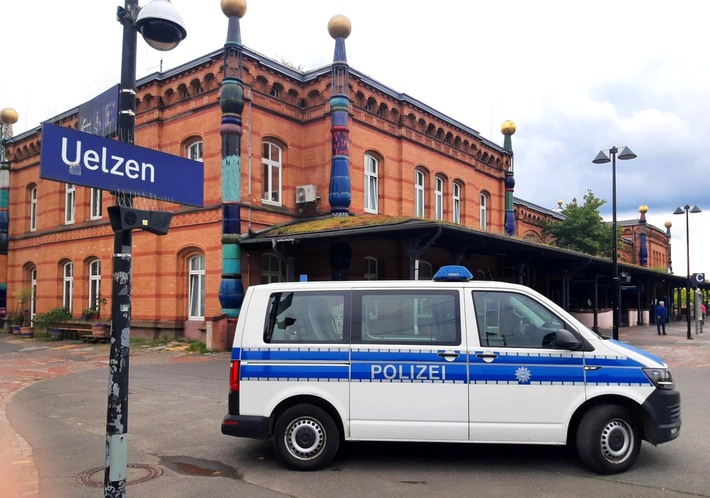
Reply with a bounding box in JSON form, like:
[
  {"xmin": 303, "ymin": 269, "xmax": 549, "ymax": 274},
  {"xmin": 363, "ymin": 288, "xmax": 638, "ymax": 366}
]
[{"xmin": 135, "ymin": 0, "xmax": 187, "ymax": 51}]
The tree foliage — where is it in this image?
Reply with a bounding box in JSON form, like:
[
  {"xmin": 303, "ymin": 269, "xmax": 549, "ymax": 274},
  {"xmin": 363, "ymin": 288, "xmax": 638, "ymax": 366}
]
[{"xmin": 542, "ymin": 190, "xmax": 615, "ymax": 257}]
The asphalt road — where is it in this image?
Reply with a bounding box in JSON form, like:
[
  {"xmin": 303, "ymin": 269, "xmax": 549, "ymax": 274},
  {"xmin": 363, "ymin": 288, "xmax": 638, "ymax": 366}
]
[{"xmin": 3, "ymin": 324, "xmax": 710, "ymax": 498}]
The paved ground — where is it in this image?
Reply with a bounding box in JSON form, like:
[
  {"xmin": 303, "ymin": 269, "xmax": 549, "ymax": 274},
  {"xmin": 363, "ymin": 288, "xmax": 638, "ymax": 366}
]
[
  {"xmin": 0, "ymin": 320, "xmax": 707, "ymax": 497},
  {"xmin": 0, "ymin": 333, "xmax": 229, "ymax": 497}
]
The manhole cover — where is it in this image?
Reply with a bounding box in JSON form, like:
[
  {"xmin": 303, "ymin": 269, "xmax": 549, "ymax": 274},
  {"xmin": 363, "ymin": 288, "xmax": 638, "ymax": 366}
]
[{"xmin": 77, "ymin": 463, "xmax": 163, "ymax": 487}]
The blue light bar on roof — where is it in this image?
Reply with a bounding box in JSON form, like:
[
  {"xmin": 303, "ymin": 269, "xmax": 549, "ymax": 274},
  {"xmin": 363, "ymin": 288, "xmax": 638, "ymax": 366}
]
[{"xmin": 433, "ymin": 265, "xmax": 473, "ymax": 282}]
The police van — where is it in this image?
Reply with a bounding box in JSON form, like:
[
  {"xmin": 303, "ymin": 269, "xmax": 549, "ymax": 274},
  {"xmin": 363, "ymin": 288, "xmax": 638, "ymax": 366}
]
[{"xmin": 221, "ymin": 266, "xmax": 681, "ymax": 474}]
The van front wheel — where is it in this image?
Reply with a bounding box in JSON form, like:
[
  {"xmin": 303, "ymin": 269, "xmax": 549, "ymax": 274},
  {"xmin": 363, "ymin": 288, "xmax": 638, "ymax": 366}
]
[
  {"xmin": 273, "ymin": 404, "xmax": 340, "ymax": 471},
  {"xmin": 576, "ymin": 405, "xmax": 640, "ymax": 474}
]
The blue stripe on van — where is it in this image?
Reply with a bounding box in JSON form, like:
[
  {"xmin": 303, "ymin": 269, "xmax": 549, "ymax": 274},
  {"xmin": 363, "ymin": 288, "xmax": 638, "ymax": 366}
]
[
  {"xmin": 241, "ymin": 347, "xmax": 349, "ymax": 362},
  {"xmin": 351, "ymin": 362, "xmax": 468, "ymax": 383},
  {"xmin": 585, "ymin": 366, "xmax": 652, "ymax": 386},
  {"xmin": 469, "ymin": 351, "xmax": 584, "ymax": 366},
  {"xmin": 241, "ymin": 363, "xmax": 349, "ymax": 381},
  {"xmin": 469, "ymin": 364, "xmax": 585, "ymax": 384},
  {"xmin": 351, "ymin": 349, "xmax": 466, "ymax": 363}
]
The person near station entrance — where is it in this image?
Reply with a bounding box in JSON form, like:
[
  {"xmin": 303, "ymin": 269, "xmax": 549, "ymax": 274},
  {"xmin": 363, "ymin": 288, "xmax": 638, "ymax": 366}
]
[{"xmin": 655, "ymin": 301, "xmax": 668, "ymax": 335}]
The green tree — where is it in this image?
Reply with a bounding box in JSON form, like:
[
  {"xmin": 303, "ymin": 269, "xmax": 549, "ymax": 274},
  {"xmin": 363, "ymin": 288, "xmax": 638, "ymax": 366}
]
[{"xmin": 542, "ymin": 190, "xmax": 616, "ymax": 257}]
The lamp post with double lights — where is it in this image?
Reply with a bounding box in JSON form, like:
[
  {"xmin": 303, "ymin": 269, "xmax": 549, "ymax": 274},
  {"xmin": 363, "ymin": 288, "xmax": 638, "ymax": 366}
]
[
  {"xmin": 673, "ymin": 204, "xmax": 701, "ymax": 340},
  {"xmin": 592, "ymin": 145, "xmax": 637, "ymax": 340},
  {"xmin": 105, "ymin": 2, "xmax": 185, "ymax": 497}
]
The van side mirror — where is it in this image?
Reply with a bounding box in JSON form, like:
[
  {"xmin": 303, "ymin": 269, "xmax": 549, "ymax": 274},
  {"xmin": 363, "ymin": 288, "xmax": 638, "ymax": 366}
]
[{"xmin": 555, "ymin": 329, "xmax": 584, "ymax": 351}]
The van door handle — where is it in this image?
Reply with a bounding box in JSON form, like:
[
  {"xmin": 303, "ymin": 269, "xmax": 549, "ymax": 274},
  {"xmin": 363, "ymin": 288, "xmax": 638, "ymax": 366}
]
[
  {"xmin": 476, "ymin": 352, "xmax": 499, "ymax": 360},
  {"xmin": 437, "ymin": 351, "xmax": 460, "ymax": 360}
]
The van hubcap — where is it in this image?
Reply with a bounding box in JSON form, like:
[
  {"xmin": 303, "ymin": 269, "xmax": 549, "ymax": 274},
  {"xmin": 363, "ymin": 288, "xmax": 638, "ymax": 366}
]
[
  {"xmin": 600, "ymin": 419, "xmax": 633, "ymax": 462},
  {"xmin": 286, "ymin": 417, "xmax": 324, "ymax": 459}
]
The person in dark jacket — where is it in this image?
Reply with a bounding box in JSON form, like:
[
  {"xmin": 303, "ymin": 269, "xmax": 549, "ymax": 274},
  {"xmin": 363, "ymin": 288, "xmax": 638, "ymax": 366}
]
[{"xmin": 656, "ymin": 301, "xmax": 667, "ymax": 335}]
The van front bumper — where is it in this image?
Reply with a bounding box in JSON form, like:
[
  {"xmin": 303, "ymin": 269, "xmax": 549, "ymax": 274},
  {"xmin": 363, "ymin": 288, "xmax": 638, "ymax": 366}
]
[
  {"xmin": 221, "ymin": 414, "xmax": 270, "ymax": 440},
  {"xmin": 642, "ymin": 388, "xmax": 681, "ymax": 444}
]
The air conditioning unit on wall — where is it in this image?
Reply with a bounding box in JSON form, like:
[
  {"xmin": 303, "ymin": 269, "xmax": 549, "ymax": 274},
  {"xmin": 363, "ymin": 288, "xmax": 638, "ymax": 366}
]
[{"xmin": 295, "ymin": 184, "xmax": 317, "ymax": 203}]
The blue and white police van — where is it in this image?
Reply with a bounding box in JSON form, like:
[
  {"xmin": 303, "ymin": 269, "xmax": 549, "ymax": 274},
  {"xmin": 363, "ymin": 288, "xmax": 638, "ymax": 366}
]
[{"xmin": 221, "ymin": 266, "xmax": 681, "ymax": 474}]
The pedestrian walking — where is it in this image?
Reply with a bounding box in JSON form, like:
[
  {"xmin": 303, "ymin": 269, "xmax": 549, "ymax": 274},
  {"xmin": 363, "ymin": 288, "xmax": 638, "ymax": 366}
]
[{"xmin": 656, "ymin": 301, "xmax": 667, "ymax": 335}]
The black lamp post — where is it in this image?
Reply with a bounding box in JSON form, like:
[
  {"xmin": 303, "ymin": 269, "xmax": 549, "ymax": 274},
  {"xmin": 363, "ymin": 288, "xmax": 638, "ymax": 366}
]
[
  {"xmin": 593, "ymin": 145, "xmax": 637, "ymax": 340},
  {"xmin": 105, "ymin": 2, "xmax": 185, "ymax": 497},
  {"xmin": 673, "ymin": 204, "xmax": 701, "ymax": 340}
]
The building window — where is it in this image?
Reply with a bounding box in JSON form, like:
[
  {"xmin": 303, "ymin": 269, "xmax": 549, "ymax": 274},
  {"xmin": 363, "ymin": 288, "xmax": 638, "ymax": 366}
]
[
  {"xmin": 416, "ymin": 260, "xmax": 433, "ymax": 280},
  {"xmin": 29, "ymin": 266, "xmax": 37, "ymax": 322},
  {"xmin": 65, "ymin": 184, "xmax": 75, "ymax": 225},
  {"xmin": 63, "ymin": 262, "xmax": 74, "ymax": 313},
  {"xmin": 88, "ymin": 259, "xmax": 101, "ymax": 312},
  {"xmin": 480, "ymin": 192, "xmax": 489, "ymax": 230},
  {"xmin": 364, "ymin": 257, "xmax": 379, "ymax": 280},
  {"xmin": 364, "ymin": 154, "xmax": 379, "ymax": 213},
  {"xmin": 30, "ymin": 186, "xmax": 38, "ymax": 232},
  {"xmin": 261, "ymin": 253, "xmax": 284, "ymax": 283},
  {"xmin": 452, "ymin": 182, "xmax": 462, "ymax": 224},
  {"xmin": 262, "ymin": 142, "xmax": 282, "ymax": 205},
  {"xmin": 415, "ymin": 170, "xmax": 425, "ymax": 218},
  {"xmin": 188, "ymin": 255, "xmax": 205, "ymax": 320},
  {"xmin": 187, "ymin": 140, "xmax": 203, "ymax": 162},
  {"xmin": 434, "ymin": 176, "xmax": 444, "ymax": 221},
  {"xmin": 90, "ymin": 188, "xmax": 102, "ymax": 219}
]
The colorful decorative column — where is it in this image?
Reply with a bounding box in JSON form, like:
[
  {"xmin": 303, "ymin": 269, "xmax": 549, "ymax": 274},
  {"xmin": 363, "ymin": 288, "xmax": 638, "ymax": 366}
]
[
  {"xmin": 638, "ymin": 205, "xmax": 648, "ymax": 267},
  {"xmin": 219, "ymin": 0, "xmax": 247, "ymax": 317},
  {"xmin": 501, "ymin": 120, "xmax": 516, "ymax": 236},
  {"xmin": 0, "ymin": 108, "xmax": 18, "ymax": 321},
  {"xmin": 327, "ymin": 15, "xmax": 352, "ymax": 216},
  {"xmin": 664, "ymin": 221, "xmax": 672, "ymax": 273}
]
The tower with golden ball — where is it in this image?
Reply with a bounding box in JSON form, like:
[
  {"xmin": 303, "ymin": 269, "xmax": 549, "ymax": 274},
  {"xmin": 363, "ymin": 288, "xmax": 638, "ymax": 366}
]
[
  {"xmin": 501, "ymin": 120, "xmax": 516, "ymax": 235},
  {"xmin": 219, "ymin": 0, "xmax": 247, "ymax": 318}
]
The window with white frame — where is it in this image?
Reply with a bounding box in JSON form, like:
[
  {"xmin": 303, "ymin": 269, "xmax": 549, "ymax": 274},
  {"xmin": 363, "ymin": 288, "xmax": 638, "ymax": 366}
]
[
  {"xmin": 480, "ymin": 192, "xmax": 488, "ymax": 230},
  {"xmin": 364, "ymin": 154, "xmax": 379, "ymax": 213},
  {"xmin": 188, "ymin": 255, "xmax": 205, "ymax": 320},
  {"xmin": 90, "ymin": 188, "xmax": 102, "ymax": 219},
  {"xmin": 30, "ymin": 186, "xmax": 37, "ymax": 232},
  {"xmin": 260, "ymin": 253, "xmax": 284, "ymax": 283},
  {"xmin": 188, "ymin": 140, "xmax": 203, "ymax": 162},
  {"xmin": 30, "ymin": 266, "xmax": 37, "ymax": 321},
  {"xmin": 262, "ymin": 142, "xmax": 282, "ymax": 205},
  {"xmin": 63, "ymin": 262, "xmax": 73, "ymax": 313},
  {"xmin": 434, "ymin": 176, "xmax": 444, "ymax": 220},
  {"xmin": 415, "ymin": 170, "xmax": 425, "ymax": 218},
  {"xmin": 65, "ymin": 184, "xmax": 75, "ymax": 225},
  {"xmin": 364, "ymin": 256, "xmax": 379, "ymax": 280},
  {"xmin": 89, "ymin": 259, "xmax": 101, "ymax": 312},
  {"xmin": 452, "ymin": 182, "xmax": 461, "ymax": 224}
]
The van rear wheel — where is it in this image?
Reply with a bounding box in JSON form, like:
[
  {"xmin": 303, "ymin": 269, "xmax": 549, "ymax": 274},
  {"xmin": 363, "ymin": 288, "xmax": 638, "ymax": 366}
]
[
  {"xmin": 273, "ymin": 404, "xmax": 340, "ymax": 471},
  {"xmin": 576, "ymin": 405, "xmax": 640, "ymax": 474}
]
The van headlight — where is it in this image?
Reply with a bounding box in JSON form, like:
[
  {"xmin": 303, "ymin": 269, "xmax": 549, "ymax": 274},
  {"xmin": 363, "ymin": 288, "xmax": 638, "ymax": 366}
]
[{"xmin": 643, "ymin": 368, "xmax": 675, "ymax": 390}]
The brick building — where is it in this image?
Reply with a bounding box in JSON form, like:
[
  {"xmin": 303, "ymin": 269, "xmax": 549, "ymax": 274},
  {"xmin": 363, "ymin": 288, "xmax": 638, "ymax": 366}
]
[{"xmin": 1, "ymin": 14, "xmax": 678, "ymax": 341}]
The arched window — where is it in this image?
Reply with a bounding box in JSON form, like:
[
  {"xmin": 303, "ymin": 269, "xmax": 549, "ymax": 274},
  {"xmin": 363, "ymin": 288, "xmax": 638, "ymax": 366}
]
[
  {"xmin": 262, "ymin": 141, "xmax": 283, "ymax": 205},
  {"xmin": 480, "ymin": 192, "xmax": 489, "ymax": 230},
  {"xmin": 188, "ymin": 255, "xmax": 205, "ymax": 320},
  {"xmin": 364, "ymin": 257, "xmax": 379, "ymax": 280},
  {"xmin": 452, "ymin": 181, "xmax": 462, "ymax": 224},
  {"xmin": 434, "ymin": 175, "xmax": 445, "ymax": 221},
  {"xmin": 415, "ymin": 169, "xmax": 426, "ymax": 218},
  {"xmin": 88, "ymin": 259, "xmax": 102, "ymax": 312},
  {"xmin": 65, "ymin": 184, "xmax": 75, "ymax": 225},
  {"xmin": 261, "ymin": 253, "xmax": 284, "ymax": 283},
  {"xmin": 417, "ymin": 260, "xmax": 433, "ymax": 280},
  {"xmin": 187, "ymin": 140, "xmax": 203, "ymax": 162},
  {"xmin": 29, "ymin": 185, "xmax": 37, "ymax": 232},
  {"xmin": 364, "ymin": 154, "xmax": 379, "ymax": 213},
  {"xmin": 63, "ymin": 261, "xmax": 74, "ymax": 313}
]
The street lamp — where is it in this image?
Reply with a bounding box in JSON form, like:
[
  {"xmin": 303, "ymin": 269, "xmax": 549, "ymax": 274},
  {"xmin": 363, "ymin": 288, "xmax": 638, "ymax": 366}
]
[
  {"xmin": 106, "ymin": 2, "xmax": 185, "ymax": 497},
  {"xmin": 593, "ymin": 145, "xmax": 637, "ymax": 340},
  {"xmin": 673, "ymin": 204, "xmax": 701, "ymax": 340}
]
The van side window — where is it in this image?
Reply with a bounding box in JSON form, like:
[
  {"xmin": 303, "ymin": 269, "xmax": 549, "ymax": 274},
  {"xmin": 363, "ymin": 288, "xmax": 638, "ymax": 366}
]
[
  {"xmin": 263, "ymin": 292, "xmax": 347, "ymax": 343},
  {"xmin": 472, "ymin": 291, "xmax": 566, "ymax": 348},
  {"xmin": 356, "ymin": 291, "xmax": 460, "ymax": 345}
]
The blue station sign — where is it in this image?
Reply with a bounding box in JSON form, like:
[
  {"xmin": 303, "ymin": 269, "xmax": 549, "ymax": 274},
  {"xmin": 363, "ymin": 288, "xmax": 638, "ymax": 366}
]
[{"xmin": 40, "ymin": 122, "xmax": 204, "ymax": 207}]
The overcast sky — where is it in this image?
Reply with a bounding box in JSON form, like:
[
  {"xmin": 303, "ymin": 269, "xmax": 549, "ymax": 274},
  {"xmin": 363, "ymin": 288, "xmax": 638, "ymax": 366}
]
[{"xmin": 3, "ymin": 0, "xmax": 709, "ymax": 275}]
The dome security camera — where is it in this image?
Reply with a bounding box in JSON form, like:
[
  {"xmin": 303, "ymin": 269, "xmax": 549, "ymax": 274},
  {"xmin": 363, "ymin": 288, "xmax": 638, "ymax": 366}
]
[{"xmin": 135, "ymin": 0, "xmax": 187, "ymax": 51}]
